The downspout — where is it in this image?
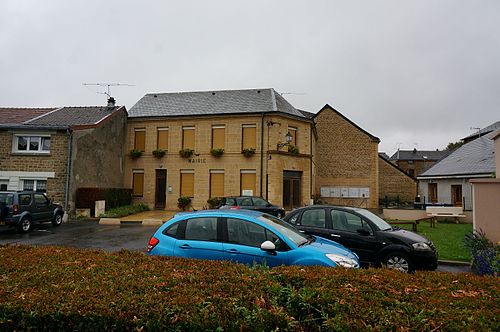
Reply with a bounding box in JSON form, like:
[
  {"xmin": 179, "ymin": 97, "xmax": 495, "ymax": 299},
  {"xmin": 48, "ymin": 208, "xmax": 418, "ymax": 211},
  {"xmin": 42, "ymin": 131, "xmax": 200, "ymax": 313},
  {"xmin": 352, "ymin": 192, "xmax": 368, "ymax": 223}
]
[
  {"xmin": 63, "ymin": 128, "xmax": 73, "ymax": 222},
  {"xmin": 260, "ymin": 113, "xmax": 264, "ymax": 197},
  {"xmin": 310, "ymin": 122, "xmax": 313, "ymax": 204}
]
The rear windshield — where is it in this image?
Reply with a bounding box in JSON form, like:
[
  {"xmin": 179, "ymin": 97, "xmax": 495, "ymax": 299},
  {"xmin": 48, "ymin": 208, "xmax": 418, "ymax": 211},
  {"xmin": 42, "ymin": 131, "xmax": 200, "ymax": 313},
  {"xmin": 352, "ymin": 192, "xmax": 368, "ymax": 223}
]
[{"xmin": 0, "ymin": 193, "xmax": 14, "ymax": 205}]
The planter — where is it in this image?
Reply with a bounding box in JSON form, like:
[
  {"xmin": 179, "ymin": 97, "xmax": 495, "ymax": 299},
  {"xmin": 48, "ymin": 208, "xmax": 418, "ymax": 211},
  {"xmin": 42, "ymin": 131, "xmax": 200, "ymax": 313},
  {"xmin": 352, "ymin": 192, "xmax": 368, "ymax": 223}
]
[
  {"xmin": 178, "ymin": 196, "xmax": 192, "ymax": 211},
  {"xmin": 130, "ymin": 149, "xmax": 143, "ymax": 158},
  {"xmin": 288, "ymin": 145, "xmax": 299, "ymax": 155},
  {"xmin": 210, "ymin": 148, "xmax": 224, "ymax": 157},
  {"xmin": 179, "ymin": 149, "xmax": 194, "ymax": 158},
  {"xmin": 152, "ymin": 149, "xmax": 166, "ymax": 158},
  {"xmin": 242, "ymin": 148, "xmax": 256, "ymax": 157}
]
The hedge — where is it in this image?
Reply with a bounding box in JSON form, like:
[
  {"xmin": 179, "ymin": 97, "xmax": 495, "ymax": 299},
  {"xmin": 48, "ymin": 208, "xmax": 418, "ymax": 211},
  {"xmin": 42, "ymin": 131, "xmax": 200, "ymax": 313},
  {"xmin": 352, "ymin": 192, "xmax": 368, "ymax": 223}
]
[
  {"xmin": 75, "ymin": 188, "xmax": 132, "ymax": 214},
  {"xmin": 0, "ymin": 245, "xmax": 498, "ymax": 331}
]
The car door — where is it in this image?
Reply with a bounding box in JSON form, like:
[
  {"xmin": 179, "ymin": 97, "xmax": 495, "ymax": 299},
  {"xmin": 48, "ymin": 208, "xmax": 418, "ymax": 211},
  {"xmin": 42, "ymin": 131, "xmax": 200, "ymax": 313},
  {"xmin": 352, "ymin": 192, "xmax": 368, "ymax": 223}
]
[
  {"xmin": 222, "ymin": 217, "xmax": 288, "ymax": 267},
  {"xmin": 172, "ymin": 217, "xmax": 225, "ymax": 260},
  {"xmin": 293, "ymin": 208, "xmax": 332, "ymax": 240},
  {"xmin": 329, "ymin": 209, "xmax": 378, "ymax": 264},
  {"xmin": 33, "ymin": 193, "xmax": 52, "ymax": 221}
]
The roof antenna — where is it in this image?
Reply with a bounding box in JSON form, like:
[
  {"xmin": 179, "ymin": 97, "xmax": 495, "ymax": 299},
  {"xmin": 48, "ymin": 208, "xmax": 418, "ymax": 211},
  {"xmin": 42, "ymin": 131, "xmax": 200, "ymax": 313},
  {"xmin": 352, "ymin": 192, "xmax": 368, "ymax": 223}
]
[
  {"xmin": 470, "ymin": 127, "xmax": 481, "ymax": 139},
  {"xmin": 82, "ymin": 82, "xmax": 135, "ymax": 104}
]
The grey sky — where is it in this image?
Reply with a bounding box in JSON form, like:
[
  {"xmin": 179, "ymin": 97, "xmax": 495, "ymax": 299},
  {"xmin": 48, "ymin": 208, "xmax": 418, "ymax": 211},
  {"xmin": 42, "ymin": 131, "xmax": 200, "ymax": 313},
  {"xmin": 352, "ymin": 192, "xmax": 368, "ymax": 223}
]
[{"xmin": 1, "ymin": 0, "xmax": 499, "ymax": 155}]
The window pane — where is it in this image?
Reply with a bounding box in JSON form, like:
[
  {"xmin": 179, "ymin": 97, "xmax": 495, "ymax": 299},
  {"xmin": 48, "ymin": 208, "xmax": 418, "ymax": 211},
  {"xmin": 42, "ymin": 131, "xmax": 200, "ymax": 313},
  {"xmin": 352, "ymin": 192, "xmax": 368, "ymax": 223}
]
[
  {"xmin": 185, "ymin": 217, "xmax": 217, "ymax": 241},
  {"xmin": 227, "ymin": 218, "xmax": 266, "ymax": 247},
  {"xmin": 163, "ymin": 222, "xmax": 179, "ymax": 238},
  {"xmin": 157, "ymin": 129, "xmax": 168, "ymax": 150},
  {"xmin": 41, "ymin": 137, "xmax": 51, "ymax": 151},
  {"xmin": 34, "ymin": 194, "xmax": 47, "ymax": 204},
  {"xmin": 23, "ymin": 180, "xmax": 34, "ymax": 190},
  {"xmin": 289, "ymin": 128, "xmax": 297, "ymax": 146},
  {"xmin": 36, "ymin": 180, "xmax": 47, "ymax": 192},
  {"xmin": 132, "ymin": 172, "xmax": 144, "ymax": 196},
  {"xmin": 242, "ymin": 126, "xmax": 256, "ymax": 150},
  {"xmin": 212, "ymin": 127, "xmax": 225, "ymax": 149},
  {"xmin": 134, "ymin": 130, "xmax": 145, "ymax": 151},
  {"xmin": 301, "ymin": 209, "xmax": 326, "ymax": 228},
  {"xmin": 210, "ymin": 173, "xmax": 224, "ymax": 198},
  {"xmin": 237, "ymin": 197, "xmax": 253, "ymax": 206},
  {"xmin": 252, "ymin": 198, "xmax": 268, "ymax": 207},
  {"xmin": 181, "ymin": 173, "xmax": 194, "ymax": 197},
  {"xmin": 17, "ymin": 136, "xmax": 28, "ymax": 151},
  {"xmin": 19, "ymin": 194, "xmax": 32, "ymax": 205},
  {"xmin": 29, "ymin": 137, "xmax": 40, "ymax": 151}
]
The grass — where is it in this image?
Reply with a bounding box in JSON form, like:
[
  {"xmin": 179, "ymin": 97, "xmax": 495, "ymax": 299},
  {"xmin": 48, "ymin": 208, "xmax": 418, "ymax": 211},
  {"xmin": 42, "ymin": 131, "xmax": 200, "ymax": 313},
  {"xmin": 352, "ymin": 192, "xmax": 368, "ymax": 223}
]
[
  {"xmin": 391, "ymin": 220, "xmax": 472, "ymax": 262},
  {"xmin": 99, "ymin": 203, "xmax": 149, "ymax": 218}
]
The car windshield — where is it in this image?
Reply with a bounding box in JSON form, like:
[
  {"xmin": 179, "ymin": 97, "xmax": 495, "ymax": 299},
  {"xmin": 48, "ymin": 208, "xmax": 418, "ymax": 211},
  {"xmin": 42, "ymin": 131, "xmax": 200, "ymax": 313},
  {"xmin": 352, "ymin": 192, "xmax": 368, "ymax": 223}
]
[
  {"xmin": 258, "ymin": 214, "xmax": 311, "ymax": 246},
  {"xmin": 356, "ymin": 209, "xmax": 392, "ymax": 231}
]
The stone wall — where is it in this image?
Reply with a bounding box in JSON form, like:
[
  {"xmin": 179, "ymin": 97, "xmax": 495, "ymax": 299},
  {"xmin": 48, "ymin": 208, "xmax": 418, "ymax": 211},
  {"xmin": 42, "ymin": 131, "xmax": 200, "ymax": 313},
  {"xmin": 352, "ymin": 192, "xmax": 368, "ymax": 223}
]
[{"xmin": 378, "ymin": 156, "xmax": 417, "ymax": 203}]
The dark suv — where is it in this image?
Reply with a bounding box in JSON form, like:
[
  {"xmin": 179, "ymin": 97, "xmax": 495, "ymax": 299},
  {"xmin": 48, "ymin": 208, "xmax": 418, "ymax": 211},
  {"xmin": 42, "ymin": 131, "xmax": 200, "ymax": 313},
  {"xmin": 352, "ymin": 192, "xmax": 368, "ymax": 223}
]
[
  {"xmin": 0, "ymin": 191, "xmax": 64, "ymax": 233},
  {"xmin": 218, "ymin": 196, "xmax": 286, "ymax": 218}
]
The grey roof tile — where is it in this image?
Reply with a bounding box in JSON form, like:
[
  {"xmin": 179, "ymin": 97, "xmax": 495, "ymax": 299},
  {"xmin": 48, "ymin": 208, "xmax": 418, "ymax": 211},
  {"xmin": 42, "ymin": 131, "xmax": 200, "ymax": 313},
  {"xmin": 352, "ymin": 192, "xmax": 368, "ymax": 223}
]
[
  {"xmin": 128, "ymin": 88, "xmax": 306, "ymax": 119},
  {"xmin": 462, "ymin": 121, "xmax": 500, "ymax": 141},
  {"xmin": 389, "ymin": 149, "xmax": 450, "ymax": 161},
  {"xmin": 418, "ymin": 133, "xmax": 495, "ymax": 177},
  {"xmin": 0, "ymin": 108, "xmax": 57, "ymax": 125},
  {"xmin": 28, "ymin": 106, "xmax": 120, "ymax": 127}
]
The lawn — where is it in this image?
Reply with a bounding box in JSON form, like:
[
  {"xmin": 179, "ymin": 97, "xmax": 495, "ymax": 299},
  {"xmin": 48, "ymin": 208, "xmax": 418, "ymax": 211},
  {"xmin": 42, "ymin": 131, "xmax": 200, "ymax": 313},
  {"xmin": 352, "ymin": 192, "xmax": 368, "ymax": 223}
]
[{"xmin": 391, "ymin": 220, "xmax": 472, "ymax": 262}]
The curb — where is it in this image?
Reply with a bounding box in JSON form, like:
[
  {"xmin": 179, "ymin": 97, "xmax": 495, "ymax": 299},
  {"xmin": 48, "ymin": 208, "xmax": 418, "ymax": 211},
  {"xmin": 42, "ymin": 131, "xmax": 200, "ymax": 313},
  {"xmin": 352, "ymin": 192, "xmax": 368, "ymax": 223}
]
[
  {"xmin": 98, "ymin": 218, "xmax": 164, "ymax": 226},
  {"xmin": 438, "ymin": 260, "xmax": 471, "ymax": 266}
]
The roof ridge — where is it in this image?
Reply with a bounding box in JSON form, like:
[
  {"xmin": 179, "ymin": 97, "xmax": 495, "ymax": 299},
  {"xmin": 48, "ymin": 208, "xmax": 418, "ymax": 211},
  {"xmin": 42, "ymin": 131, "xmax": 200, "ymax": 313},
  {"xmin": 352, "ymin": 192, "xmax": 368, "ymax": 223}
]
[{"xmin": 145, "ymin": 87, "xmax": 273, "ymax": 96}]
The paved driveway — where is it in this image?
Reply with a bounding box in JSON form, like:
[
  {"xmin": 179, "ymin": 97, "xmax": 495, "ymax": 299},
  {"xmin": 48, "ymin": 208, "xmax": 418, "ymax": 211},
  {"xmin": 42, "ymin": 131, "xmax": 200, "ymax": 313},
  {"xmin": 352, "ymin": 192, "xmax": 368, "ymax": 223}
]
[{"xmin": 0, "ymin": 221, "xmax": 471, "ymax": 273}]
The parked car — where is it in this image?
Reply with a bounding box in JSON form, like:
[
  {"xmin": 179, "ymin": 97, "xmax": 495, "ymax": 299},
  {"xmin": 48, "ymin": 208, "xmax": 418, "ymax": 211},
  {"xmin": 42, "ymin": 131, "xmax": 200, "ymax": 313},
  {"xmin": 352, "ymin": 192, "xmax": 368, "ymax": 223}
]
[
  {"xmin": 147, "ymin": 210, "xmax": 359, "ymax": 269},
  {"xmin": 283, "ymin": 205, "xmax": 438, "ymax": 273},
  {"xmin": 218, "ymin": 196, "xmax": 285, "ymax": 218},
  {"xmin": 0, "ymin": 191, "xmax": 64, "ymax": 233}
]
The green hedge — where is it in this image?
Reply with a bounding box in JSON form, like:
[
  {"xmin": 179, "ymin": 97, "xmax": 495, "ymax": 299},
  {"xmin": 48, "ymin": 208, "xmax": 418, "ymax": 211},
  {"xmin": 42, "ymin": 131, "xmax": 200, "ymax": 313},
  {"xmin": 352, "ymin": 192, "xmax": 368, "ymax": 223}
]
[{"xmin": 0, "ymin": 245, "xmax": 498, "ymax": 331}]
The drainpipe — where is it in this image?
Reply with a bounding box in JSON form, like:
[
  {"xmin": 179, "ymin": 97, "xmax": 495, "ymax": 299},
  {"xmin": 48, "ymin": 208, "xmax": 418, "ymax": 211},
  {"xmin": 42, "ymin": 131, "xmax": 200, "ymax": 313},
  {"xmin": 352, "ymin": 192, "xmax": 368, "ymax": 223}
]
[
  {"xmin": 260, "ymin": 113, "xmax": 264, "ymax": 197},
  {"xmin": 63, "ymin": 128, "xmax": 73, "ymax": 222}
]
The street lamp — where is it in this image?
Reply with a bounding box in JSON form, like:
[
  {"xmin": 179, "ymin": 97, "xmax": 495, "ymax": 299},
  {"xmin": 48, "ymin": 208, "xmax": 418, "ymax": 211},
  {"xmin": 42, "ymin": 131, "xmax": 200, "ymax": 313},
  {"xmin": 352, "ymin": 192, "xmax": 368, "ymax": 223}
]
[{"xmin": 277, "ymin": 132, "xmax": 293, "ymax": 149}]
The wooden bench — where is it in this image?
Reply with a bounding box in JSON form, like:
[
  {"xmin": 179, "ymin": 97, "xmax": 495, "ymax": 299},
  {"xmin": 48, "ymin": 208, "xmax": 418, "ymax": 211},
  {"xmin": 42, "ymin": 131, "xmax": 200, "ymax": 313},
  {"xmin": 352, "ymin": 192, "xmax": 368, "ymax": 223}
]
[
  {"xmin": 426, "ymin": 206, "xmax": 466, "ymax": 227},
  {"xmin": 388, "ymin": 220, "xmax": 419, "ymax": 232}
]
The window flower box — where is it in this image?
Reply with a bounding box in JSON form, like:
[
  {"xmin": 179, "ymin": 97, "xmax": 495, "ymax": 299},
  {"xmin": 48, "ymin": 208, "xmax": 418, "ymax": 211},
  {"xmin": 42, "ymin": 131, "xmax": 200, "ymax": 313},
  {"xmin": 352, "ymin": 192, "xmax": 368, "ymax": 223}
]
[
  {"xmin": 242, "ymin": 148, "xmax": 256, "ymax": 157},
  {"xmin": 130, "ymin": 149, "xmax": 143, "ymax": 159},
  {"xmin": 210, "ymin": 148, "xmax": 224, "ymax": 157},
  {"xmin": 179, "ymin": 149, "xmax": 194, "ymax": 158},
  {"xmin": 152, "ymin": 149, "xmax": 166, "ymax": 159}
]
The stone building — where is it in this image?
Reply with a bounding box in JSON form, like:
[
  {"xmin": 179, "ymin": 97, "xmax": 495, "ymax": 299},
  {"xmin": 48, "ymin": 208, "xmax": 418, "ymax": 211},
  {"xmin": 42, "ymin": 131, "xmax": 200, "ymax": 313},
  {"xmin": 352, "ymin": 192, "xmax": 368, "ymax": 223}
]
[
  {"xmin": 0, "ymin": 103, "xmax": 127, "ymax": 212},
  {"xmin": 313, "ymin": 105, "xmax": 380, "ymax": 209},
  {"xmin": 389, "ymin": 149, "xmax": 449, "ymax": 177},
  {"xmin": 125, "ymin": 88, "xmax": 314, "ymax": 210},
  {"xmin": 378, "ymin": 155, "xmax": 417, "ymax": 204}
]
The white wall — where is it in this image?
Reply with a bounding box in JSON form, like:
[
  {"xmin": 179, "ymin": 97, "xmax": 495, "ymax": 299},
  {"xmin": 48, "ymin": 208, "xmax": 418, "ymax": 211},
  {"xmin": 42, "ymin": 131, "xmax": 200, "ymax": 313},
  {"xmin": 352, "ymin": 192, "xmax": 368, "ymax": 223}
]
[{"xmin": 418, "ymin": 178, "xmax": 473, "ymax": 210}]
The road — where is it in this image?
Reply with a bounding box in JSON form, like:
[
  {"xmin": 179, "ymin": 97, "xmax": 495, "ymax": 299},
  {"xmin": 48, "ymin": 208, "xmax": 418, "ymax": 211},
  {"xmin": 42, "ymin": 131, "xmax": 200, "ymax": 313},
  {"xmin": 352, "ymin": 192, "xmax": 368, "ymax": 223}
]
[{"xmin": 0, "ymin": 221, "xmax": 472, "ymax": 273}]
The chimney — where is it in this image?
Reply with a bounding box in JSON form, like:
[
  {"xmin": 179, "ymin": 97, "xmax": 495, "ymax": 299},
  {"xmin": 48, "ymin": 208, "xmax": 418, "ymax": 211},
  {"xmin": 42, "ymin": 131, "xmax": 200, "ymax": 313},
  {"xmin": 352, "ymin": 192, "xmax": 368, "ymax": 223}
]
[{"xmin": 107, "ymin": 97, "xmax": 116, "ymax": 107}]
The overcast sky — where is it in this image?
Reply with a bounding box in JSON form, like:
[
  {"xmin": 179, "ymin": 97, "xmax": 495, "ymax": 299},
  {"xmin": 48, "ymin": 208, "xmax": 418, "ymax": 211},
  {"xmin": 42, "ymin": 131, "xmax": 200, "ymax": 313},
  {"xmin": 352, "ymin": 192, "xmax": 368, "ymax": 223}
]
[{"xmin": 1, "ymin": 0, "xmax": 499, "ymax": 155}]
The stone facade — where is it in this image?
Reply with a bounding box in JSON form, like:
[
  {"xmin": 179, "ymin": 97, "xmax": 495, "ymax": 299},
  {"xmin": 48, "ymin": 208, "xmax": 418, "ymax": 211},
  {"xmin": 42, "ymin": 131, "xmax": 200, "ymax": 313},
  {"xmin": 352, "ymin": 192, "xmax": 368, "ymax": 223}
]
[
  {"xmin": 313, "ymin": 105, "xmax": 379, "ymax": 209},
  {"xmin": 378, "ymin": 156, "xmax": 417, "ymax": 203},
  {"xmin": 124, "ymin": 114, "xmax": 313, "ymax": 210}
]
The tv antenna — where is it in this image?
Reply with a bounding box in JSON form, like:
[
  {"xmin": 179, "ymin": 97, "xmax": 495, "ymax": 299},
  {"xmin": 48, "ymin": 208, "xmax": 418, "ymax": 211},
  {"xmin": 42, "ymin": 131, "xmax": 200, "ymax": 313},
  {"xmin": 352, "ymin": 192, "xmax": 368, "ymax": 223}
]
[{"xmin": 82, "ymin": 82, "xmax": 135, "ymax": 99}]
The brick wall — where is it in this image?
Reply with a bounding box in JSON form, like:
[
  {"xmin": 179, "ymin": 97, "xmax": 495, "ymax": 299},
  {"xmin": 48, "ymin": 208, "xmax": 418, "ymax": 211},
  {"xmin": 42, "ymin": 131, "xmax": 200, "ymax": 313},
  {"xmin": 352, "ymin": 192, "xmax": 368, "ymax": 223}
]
[
  {"xmin": 378, "ymin": 156, "xmax": 417, "ymax": 203},
  {"xmin": 314, "ymin": 106, "xmax": 379, "ymax": 209}
]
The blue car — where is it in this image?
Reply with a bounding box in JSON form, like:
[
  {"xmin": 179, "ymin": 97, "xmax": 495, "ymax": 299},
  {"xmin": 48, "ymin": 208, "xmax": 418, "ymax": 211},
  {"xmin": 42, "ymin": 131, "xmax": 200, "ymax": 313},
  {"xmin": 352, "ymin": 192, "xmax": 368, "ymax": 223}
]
[{"xmin": 147, "ymin": 210, "xmax": 359, "ymax": 268}]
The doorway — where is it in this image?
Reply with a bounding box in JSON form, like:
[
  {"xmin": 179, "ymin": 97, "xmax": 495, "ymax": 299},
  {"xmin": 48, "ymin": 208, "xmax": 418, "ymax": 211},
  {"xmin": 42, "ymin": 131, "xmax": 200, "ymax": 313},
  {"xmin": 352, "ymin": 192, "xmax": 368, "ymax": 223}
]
[
  {"xmin": 451, "ymin": 185, "xmax": 463, "ymax": 207},
  {"xmin": 283, "ymin": 171, "xmax": 301, "ymax": 210},
  {"xmin": 428, "ymin": 183, "xmax": 438, "ymax": 203},
  {"xmin": 155, "ymin": 169, "xmax": 167, "ymax": 209}
]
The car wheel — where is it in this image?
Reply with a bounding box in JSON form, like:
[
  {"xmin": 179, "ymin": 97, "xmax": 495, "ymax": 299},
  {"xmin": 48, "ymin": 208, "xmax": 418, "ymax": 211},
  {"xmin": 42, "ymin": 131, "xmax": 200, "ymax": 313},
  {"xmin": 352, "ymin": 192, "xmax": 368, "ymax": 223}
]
[
  {"xmin": 383, "ymin": 252, "xmax": 413, "ymax": 273},
  {"xmin": 17, "ymin": 217, "xmax": 32, "ymax": 233},
  {"xmin": 52, "ymin": 213, "xmax": 63, "ymax": 227}
]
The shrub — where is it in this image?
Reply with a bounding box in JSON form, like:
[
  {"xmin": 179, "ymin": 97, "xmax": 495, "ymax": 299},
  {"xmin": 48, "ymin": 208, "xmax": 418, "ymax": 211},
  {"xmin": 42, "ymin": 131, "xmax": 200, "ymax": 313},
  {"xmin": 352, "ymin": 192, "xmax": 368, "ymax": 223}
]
[
  {"xmin": 242, "ymin": 147, "xmax": 256, "ymax": 157},
  {"xmin": 0, "ymin": 245, "xmax": 498, "ymax": 331},
  {"xmin": 210, "ymin": 148, "xmax": 224, "ymax": 157},
  {"xmin": 207, "ymin": 197, "xmax": 222, "ymax": 209},
  {"xmin": 177, "ymin": 196, "xmax": 192, "ymax": 211},
  {"xmin": 152, "ymin": 149, "xmax": 166, "ymax": 158},
  {"xmin": 75, "ymin": 188, "xmax": 132, "ymax": 216},
  {"xmin": 130, "ymin": 149, "xmax": 142, "ymax": 158},
  {"xmin": 99, "ymin": 203, "xmax": 149, "ymax": 218},
  {"xmin": 179, "ymin": 148, "xmax": 194, "ymax": 158},
  {"xmin": 288, "ymin": 145, "xmax": 299, "ymax": 154},
  {"xmin": 464, "ymin": 229, "xmax": 500, "ymax": 276}
]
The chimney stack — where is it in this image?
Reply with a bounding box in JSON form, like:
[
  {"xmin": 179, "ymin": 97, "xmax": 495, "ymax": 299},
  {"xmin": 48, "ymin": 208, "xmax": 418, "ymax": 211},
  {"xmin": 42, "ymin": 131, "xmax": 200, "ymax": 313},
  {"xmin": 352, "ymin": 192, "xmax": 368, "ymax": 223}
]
[{"xmin": 107, "ymin": 97, "xmax": 116, "ymax": 107}]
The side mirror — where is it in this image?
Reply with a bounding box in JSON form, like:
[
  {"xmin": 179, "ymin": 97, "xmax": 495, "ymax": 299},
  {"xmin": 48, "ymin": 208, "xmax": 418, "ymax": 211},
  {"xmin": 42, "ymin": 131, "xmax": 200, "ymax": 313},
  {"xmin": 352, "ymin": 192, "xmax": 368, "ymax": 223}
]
[
  {"xmin": 260, "ymin": 241, "xmax": 276, "ymax": 251},
  {"xmin": 356, "ymin": 229, "xmax": 371, "ymax": 236}
]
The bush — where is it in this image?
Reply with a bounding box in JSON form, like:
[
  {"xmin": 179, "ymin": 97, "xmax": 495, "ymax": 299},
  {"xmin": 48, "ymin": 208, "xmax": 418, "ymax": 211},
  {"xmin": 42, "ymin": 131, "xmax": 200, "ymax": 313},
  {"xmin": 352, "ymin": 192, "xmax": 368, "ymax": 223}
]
[
  {"xmin": 76, "ymin": 188, "xmax": 132, "ymax": 215},
  {"xmin": 464, "ymin": 229, "xmax": 499, "ymax": 276},
  {"xmin": 130, "ymin": 149, "xmax": 142, "ymax": 158},
  {"xmin": 210, "ymin": 148, "xmax": 224, "ymax": 157},
  {"xmin": 207, "ymin": 197, "xmax": 222, "ymax": 209},
  {"xmin": 152, "ymin": 149, "xmax": 166, "ymax": 158},
  {"xmin": 0, "ymin": 245, "xmax": 498, "ymax": 331},
  {"xmin": 179, "ymin": 149, "xmax": 194, "ymax": 158},
  {"xmin": 287, "ymin": 145, "xmax": 299, "ymax": 154},
  {"xmin": 177, "ymin": 196, "xmax": 192, "ymax": 211},
  {"xmin": 99, "ymin": 203, "xmax": 149, "ymax": 218}
]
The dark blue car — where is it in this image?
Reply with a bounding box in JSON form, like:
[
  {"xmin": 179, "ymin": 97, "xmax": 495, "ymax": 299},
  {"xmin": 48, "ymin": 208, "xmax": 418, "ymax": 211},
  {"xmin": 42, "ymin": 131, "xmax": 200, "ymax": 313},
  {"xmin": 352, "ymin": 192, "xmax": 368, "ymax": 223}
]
[{"xmin": 147, "ymin": 210, "xmax": 359, "ymax": 268}]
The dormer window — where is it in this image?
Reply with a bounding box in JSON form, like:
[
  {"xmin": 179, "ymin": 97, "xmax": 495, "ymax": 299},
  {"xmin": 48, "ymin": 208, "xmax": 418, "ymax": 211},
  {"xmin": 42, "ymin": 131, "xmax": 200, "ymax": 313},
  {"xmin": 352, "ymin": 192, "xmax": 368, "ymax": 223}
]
[{"xmin": 13, "ymin": 134, "xmax": 51, "ymax": 154}]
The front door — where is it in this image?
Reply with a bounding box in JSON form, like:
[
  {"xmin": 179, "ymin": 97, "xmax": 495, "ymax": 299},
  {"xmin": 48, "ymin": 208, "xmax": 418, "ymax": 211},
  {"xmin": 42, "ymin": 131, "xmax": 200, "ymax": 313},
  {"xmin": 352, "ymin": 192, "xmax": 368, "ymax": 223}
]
[
  {"xmin": 155, "ymin": 169, "xmax": 167, "ymax": 209},
  {"xmin": 283, "ymin": 171, "xmax": 302, "ymax": 210},
  {"xmin": 428, "ymin": 183, "xmax": 438, "ymax": 203},
  {"xmin": 451, "ymin": 185, "xmax": 462, "ymax": 207}
]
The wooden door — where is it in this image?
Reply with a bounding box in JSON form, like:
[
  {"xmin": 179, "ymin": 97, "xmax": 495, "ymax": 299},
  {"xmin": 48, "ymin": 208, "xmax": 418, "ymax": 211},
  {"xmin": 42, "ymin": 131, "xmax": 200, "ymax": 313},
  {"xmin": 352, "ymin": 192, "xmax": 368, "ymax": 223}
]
[
  {"xmin": 155, "ymin": 170, "xmax": 167, "ymax": 209},
  {"xmin": 283, "ymin": 171, "xmax": 301, "ymax": 210},
  {"xmin": 451, "ymin": 185, "xmax": 462, "ymax": 207}
]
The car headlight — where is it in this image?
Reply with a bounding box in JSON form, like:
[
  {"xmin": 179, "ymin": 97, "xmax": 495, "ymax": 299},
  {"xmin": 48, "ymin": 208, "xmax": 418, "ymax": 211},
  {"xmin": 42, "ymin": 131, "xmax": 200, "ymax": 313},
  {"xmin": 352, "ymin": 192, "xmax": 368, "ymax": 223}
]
[
  {"xmin": 326, "ymin": 254, "xmax": 359, "ymax": 268},
  {"xmin": 412, "ymin": 242, "xmax": 431, "ymax": 251}
]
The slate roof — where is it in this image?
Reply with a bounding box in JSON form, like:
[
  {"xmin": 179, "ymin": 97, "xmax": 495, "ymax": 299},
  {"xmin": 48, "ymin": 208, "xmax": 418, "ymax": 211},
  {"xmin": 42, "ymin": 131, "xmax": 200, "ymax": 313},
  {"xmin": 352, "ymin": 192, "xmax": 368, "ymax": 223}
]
[
  {"xmin": 298, "ymin": 109, "xmax": 316, "ymax": 119},
  {"xmin": 27, "ymin": 106, "xmax": 121, "ymax": 127},
  {"xmin": 0, "ymin": 108, "xmax": 57, "ymax": 125},
  {"xmin": 389, "ymin": 149, "xmax": 449, "ymax": 161},
  {"xmin": 462, "ymin": 121, "xmax": 500, "ymax": 142},
  {"xmin": 418, "ymin": 133, "xmax": 495, "ymax": 178},
  {"xmin": 128, "ymin": 88, "xmax": 306, "ymax": 119},
  {"xmin": 378, "ymin": 152, "xmax": 390, "ymax": 160}
]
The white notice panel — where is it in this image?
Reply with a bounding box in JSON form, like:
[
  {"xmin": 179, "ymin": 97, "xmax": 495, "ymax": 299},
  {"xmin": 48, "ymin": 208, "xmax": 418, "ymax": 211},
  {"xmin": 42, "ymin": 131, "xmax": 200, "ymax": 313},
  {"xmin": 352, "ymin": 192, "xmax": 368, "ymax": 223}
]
[
  {"xmin": 359, "ymin": 187, "xmax": 370, "ymax": 198},
  {"xmin": 348, "ymin": 188, "xmax": 360, "ymax": 198},
  {"xmin": 340, "ymin": 188, "xmax": 349, "ymax": 197},
  {"xmin": 331, "ymin": 187, "xmax": 341, "ymax": 198},
  {"xmin": 320, "ymin": 187, "xmax": 330, "ymax": 197}
]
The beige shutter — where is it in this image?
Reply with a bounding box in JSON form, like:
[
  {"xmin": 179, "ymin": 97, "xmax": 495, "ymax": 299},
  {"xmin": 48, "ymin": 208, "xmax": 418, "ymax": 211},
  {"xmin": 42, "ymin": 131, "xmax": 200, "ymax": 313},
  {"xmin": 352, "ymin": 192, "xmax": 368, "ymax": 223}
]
[
  {"xmin": 242, "ymin": 126, "xmax": 256, "ymax": 150},
  {"xmin": 134, "ymin": 130, "xmax": 146, "ymax": 151},
  {"xmin": 212, "ymin": 126, "xmax": 225, "ymax": 149},
  {"xmin": 183, "ymin": 127, "xmax": 195, "ymax": 150},
  {"xmin": 240, "ymin": 171, "xmax": 256, "ymax": 196},
  {"xmin": 157, "ymin": 128, "xmax": 168, "ymax": 150},
  {"xmin": 210, "ymin": 171, "xmax": 224, "ymax": 197},
  {"xmin": 132, "ymin": 172, "xmax": 144, "ymax": 196},
  {"xmin": 181, "ymin": 172, "xmax": 194, "ymax": 197}
]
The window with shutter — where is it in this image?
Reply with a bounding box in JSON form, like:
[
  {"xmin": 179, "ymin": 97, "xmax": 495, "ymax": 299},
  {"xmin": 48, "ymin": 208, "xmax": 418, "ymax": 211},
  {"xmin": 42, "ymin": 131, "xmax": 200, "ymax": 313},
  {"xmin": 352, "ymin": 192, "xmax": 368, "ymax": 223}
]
[
  {"xmin": 180, "ymin": 171, "xmax": 195, "ymax": 197},
  {"xmin": 134, "ymin": 129, "xmax": 146, "ymax": 151},
  {"xmin": 288, "ymin": 127, "xmax": 297, "ymax": 146},
  {"xmin": 157, "ymin": 128, "xmax": 168, "ymax": 150},
  {"xmin": 240, "ymin": 170, "xmax": 256, "ymax": 196},
  {"xmin": 210, "ymin": 171, "xmax": 224, "ymax": 197},
  {"xmin": 212, "ymin": 126, "xmax": 225, "ymax": 149},
  {"xmin": 132, "ymin": 171, "xmax": 144, "ymax": 196},
  {"xmin": 182, "ymin": 127, "xmax": 195, "ymax": 150},
  {"xmin": 242, "ymin": 125, "xmax": 256, "ymax": 150}
]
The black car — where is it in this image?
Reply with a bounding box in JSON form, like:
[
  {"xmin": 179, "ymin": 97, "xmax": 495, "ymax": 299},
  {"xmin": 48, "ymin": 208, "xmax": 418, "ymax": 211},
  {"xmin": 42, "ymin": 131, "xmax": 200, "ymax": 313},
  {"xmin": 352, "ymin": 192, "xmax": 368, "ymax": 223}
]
[
  {"xmin": 283, "ymin": 205, "xmax": 438, "ymax": 273},
  {"xmin": 0, "ymin": 191, "xmax": 64, "ymax": 233},
  {"xmin": 218, "ymin": 196, "xmax": 285, "ymax": 218}
]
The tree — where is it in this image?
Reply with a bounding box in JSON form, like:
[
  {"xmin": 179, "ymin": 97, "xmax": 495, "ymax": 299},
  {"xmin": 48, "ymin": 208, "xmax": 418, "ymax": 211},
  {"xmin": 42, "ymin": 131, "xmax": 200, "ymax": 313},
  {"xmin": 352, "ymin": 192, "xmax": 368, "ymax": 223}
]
[{"xmin": 446, "ymin": 140, "xmax": 465, "ymax": 151}]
